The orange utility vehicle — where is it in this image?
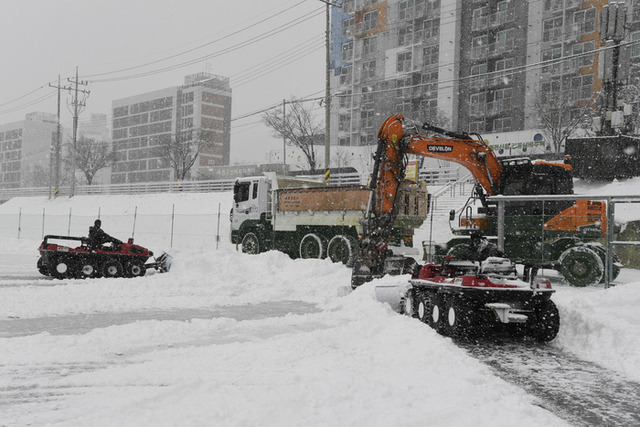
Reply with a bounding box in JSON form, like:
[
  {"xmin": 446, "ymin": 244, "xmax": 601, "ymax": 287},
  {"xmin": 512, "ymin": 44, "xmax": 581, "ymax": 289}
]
[{"xmin": 352, "ymin": 114, "xmax": 615, "ymax": 288}]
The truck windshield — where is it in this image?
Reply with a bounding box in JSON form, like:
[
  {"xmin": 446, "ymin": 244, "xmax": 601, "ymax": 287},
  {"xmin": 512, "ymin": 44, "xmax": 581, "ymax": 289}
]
[{"xmin": 234, "ymin": 181, "xmax": 251, "ymax": 203}]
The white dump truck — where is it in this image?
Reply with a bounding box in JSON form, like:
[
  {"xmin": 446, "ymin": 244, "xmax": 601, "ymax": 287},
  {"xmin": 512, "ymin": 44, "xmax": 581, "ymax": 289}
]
[{"xmin": 230, "ymin": 172, "xmax": 429, "ymax": 265}]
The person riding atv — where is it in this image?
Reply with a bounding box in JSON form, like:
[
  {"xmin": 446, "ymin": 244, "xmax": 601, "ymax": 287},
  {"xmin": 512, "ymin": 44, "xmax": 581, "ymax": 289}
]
[
  {"xmin": 461, "ymin": 231, "xmax": 504, "ymax": 262},
  {"xmin": 87, "ymin": 219, "xmax": 122, "ymax": 250}
]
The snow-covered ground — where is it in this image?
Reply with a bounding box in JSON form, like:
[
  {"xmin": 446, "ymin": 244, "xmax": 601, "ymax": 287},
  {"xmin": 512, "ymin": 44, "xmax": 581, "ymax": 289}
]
[{"xmin": 1, "ymin": 179, "xmax": 639, "ymax": 426}]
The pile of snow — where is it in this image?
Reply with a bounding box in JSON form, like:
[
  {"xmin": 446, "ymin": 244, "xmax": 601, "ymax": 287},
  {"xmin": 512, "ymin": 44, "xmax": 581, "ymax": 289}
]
[{"xmin": 0, "ymin": 180, "xmax": 639, "ymax": 425}]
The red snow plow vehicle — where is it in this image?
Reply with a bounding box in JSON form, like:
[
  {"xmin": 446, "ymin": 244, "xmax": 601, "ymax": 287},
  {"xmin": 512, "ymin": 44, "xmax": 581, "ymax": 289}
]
[
  {"xmin": 401, "ymin": 257, "xmax": 560, "ymax": 341},
  {"xmin": 38, "ymin": 235, "xmax": 171, "ymax": 279}
]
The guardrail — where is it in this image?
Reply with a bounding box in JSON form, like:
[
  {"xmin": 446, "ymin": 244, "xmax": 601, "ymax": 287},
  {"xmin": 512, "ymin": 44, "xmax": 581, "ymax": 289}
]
[{"xmin": 0, "ymin": 168, "xmax": 462, "ymax": 202}]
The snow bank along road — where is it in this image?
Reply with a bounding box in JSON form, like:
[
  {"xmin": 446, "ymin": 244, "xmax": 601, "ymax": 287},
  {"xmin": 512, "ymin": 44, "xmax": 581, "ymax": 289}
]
[{"xmin": 1, "ymin": 238, "xmax": 639, "ymax": 426}]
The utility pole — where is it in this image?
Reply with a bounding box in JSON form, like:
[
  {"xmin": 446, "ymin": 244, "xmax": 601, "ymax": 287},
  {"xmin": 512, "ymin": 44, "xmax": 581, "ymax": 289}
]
[
  {"xmin": 48, "ymin": 74, "xmax": 70, "ymax": 198},
  {"xmin": 324, "ymin": 1, "xmax": 331, "ymax": 173},
  {"xmin": 67, "ymin": 66, "xmax": 90, "ymax": 197},
  {"xmin": 282, "ymin": 99, "xmax": 287, "ymax": 168}
]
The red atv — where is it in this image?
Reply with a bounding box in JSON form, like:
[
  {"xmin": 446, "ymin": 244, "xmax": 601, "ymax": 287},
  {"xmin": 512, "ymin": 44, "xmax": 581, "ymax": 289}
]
[{"xmin": 38, "ymin": 235, "xmax": 171, "ymax": 279}]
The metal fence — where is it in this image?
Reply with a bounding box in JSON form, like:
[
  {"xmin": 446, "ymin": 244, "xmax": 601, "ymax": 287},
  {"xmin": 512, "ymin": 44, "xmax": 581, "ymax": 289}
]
[{"xmin": 0, "ymin": 168, "xmax": 462, "ymax": 202}]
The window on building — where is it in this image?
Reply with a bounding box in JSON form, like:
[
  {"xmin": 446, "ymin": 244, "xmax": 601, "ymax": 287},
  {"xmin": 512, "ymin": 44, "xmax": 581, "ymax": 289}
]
[
  {"xmin": 398, "ymin": 25, "xmax": 414, "ymax": 46},
  {"xmin": 470, "ymin": 63, "xmax": 487, "ymax": 88},
  {"xmin": 395, "ymin": 100, "xmax": 412, "ymax": 115},
  {"xmin": 469, "ymin": 121, "xmax": 485, "ymax": 134},
  {"xmin": 361, "ymin": 86, "xmax": 374, "ymax": 104},
  {"xmin": 472, "ymin": 6, "xmax": 489, "ymax": 30},
  {"xmin": 571, "ymin": 74, "xmax": 593, "ymax": 101},
  {"xmin": 419, "ymin": 19, "xmax": 439, "ymax": 41},
  {"xmin": 340, "ymin": 65, "xmax": 352, "ymax": 85},
  {"xmin": 339, "ymin": 137, "xmax": 351, "ymax": 146},
  {"xmin": 339, "ymin": 90, "xmax": 352, "ymax": 108},
  {"xmin": 469, "ymin": 92, "xmax": 487, "ymax": 116},
  {"xmin": 422, "ymin": 45, "xmax": 439, "ymax": 67},
  {"xmin": 361, "ymin": 109, "xmax": 375, "ymax": 129},
  {"xmin": 632, "ymin": 32, "xmax": 640, "ymax": 57},
  {"xmin": 343, "ymin": 0, "xmax": 354, "ymax": 14},
  {"xmin": 543, "ymin": 17, "xmax": 563, "ymax": 42},
  {"xmin": 342, "ymin": 41, "xmax": 354, "ymax": 61},
  {"xmin": 542, "ymin": 47, "xmax": 562, "ymax": 73},
  {"xmin": 495, "ymin": 28, "xmax": 515, "ymax": 51},
  {"xmin": 363, "ymin": 36, "xmax": 377, "ymax": 58},
  {"xmin": 493, "ymin": 88, "xmax": 513, "ymax": 113},
  {"xmin": 339, "ymin": 114, "xmax": 351, "ymax": 132},
  {"xmin": 493, "ymin": 117, "xmax": 512, "ymax": 132},
  {"xmin": 397, "ymin": 51, "xmax": 412, "ymax": 73},
  {"xmin": 398, "ymin": 0, "xmax": 415, "ymax": 20},
  {"xmin": 472, "ymin": 35, "xmax": 488, "ymax": 59},
  {"xmin": 362, "ymin": 60, "xmax": 376, "ymax": 79},
  {"xmin": 342, "ymin": 17, "xmax": 354, "ymax": 38},
  {"xmin": 633, "ymin": 0, "xmax": 640, "ymax": 22},
  {"xmin": 396, "ymin": 76, "xmax": 412, "ymax": 97},
  {"xmin": 574, "ymin": 7, "xmax": 596, "ymax": 34},
  {"xmin": 571, "ymin": 40, "xmax": 595, "ymax": 68},
  {"xmin": 363, "ymin": 10, "xmax": 378, "ymax": 32},
  {"xmin": 541, "ymin": 77, "xmax": 562, "ymax": 104}
]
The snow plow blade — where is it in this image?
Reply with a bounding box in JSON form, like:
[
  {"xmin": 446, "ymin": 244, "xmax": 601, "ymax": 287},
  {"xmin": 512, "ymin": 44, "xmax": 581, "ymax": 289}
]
[
  {"xmin": 374, "ymin": 284, "xmax": 407, "ymax": 312},
  {"xmin": 145, "ymin": 252, "xmax": 173, "ymax": 273}
]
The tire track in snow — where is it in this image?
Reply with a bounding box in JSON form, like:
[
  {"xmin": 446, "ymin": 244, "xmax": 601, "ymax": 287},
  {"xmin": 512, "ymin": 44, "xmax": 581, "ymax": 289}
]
[{"xmin": 461, "ymin": 340, "xmax": 640, "ymax": 426}]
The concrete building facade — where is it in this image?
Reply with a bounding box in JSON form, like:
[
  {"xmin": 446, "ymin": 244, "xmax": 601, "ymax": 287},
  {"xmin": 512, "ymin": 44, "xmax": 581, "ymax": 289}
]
[
  {"xmin": 329, "ymin": 0, "xmax": 640, "ymax": 150},
  {"xmin": 111, "ymin": 73, "xmax": 231, "ymax": 183},
  {"xmin": 0, "ymin": 112, "xmax": 57, "ymax": 188}
]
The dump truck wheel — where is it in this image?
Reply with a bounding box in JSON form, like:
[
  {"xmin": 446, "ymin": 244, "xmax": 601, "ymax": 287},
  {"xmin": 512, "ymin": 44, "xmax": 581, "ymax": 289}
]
[
  {"xmin": 327, "ymin": 235, "xmax": 356, "ymax": 266},
  {"xmin": 299, "ymin": 233, "xmax": 325, "ymax": 259},
  {"xmin": 241, "ymin": 232, "xmax": 260, "ymax": 255},
  {"xmin": 102, "ymin": 260, "xmax": 123, "ymax": 278},
  {"xmin": 531, "ymin": 300, "xmax": 560, "ymax": 342},
  {"xmin": 559, "ymin": 246, "xmax": 603, "ymax": 287}
]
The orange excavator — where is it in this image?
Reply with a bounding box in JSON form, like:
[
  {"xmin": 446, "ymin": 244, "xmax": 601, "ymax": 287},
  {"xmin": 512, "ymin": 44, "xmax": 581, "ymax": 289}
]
[{"xmin": 352, "ymin": 114, "xmax": 614, "ymax": 288}]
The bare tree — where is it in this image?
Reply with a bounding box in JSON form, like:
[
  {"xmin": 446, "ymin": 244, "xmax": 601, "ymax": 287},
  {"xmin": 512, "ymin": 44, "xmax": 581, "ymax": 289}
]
[
  {"xmin": 67, "ymin": 136, "xmax": 116, "ymax": 185},
  {"xmin": 157, "ymin": 130, "xmax": 217, "ymax": 180},
  {"xmin": 533, "ymin": 87, "xmax": 597, "ymax": 154},
  {"xmin": 263, "ymin": 98, "xmax": 322, "ymax": 171}
]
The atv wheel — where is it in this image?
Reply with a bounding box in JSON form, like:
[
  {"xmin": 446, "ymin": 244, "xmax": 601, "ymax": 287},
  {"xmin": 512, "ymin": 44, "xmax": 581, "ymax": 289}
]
[
  {"xmin": 50, "ymin": 258, "xmax": 72, "ymax": 279},
  {"xmin": 78, "ymin": 260, "xmax": 99, "ymax": 279},
  {"xmin": 559, "ymin": 246, "xmax": 603, "ymax": 287},
  {"xmin": 531, "ymin": 300, "xmax": 560, "ymax": 342},
  {"xmin": 37, "ymin": 258, "xmax": 48, "ymax": 276},
  {"xmin": 417, "ymin": 293, "xmax": 430, "ymax": 323},
  {"xmin": 429, "ymin": 294, "xmax": 446, "ymax": 332},
  {"xmin": 241, "ymin": 232, "xmax": 260, "ymax": 255},
  {"xmin": 102, "ymin": 260, "xmax": 123, "ymax": 278},
  {"xmin": 299, "ymin": 233, "xmax": 325, "ymax": 259},
  {"xmin": 125, "ymin": 262, "xmax": 146, "ymax": 277},
  {"xmin": 327, "ymin": 235, "xmax": 356, "ymax": 266}
]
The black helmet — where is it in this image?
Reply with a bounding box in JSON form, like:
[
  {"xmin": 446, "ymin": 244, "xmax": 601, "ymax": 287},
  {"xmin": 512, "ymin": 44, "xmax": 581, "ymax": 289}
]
[
  {"xmin": 94, "ymin": 219, "xmax": 102, "ymax": 227},
  {"xmin": 470, "ymin": 231, "xmax": 482, "ymax": 240}
]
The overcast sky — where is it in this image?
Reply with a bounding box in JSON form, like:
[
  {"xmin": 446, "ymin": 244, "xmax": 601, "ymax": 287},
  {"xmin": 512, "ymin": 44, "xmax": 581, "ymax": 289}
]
[{"xmin": 0, "ymin": 0, "xmax": 326, "ymax": 164}]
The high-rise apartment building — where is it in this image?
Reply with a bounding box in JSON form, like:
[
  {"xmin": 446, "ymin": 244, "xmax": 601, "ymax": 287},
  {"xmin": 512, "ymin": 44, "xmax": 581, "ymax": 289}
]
[
  {"xmin": 0, "ymin": 112, "xmax": 57, "ymax": 188},
  {"xmin": 111, "ymin": 73, "xmax": 231, "ymax": 183},
  {"xmin": 330, "ymin": 0, "xmax": 639, "ymax": 148}
]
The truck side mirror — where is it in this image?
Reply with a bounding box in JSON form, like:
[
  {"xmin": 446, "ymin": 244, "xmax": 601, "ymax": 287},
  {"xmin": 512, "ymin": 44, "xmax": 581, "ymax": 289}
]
[{"xmin": 449, "ymin": 210, "xmax": 455, "ymax": 221}]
